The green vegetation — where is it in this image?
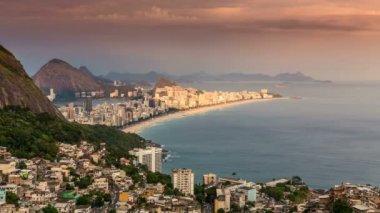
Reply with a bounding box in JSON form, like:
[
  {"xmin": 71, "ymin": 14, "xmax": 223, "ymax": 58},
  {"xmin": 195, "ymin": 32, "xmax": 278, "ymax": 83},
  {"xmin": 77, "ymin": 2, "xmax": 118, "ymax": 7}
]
[
  {"xmin": 6, "ymin": 191, "xmax": 19, "ymax": 206},
  {"xmin": 146, "ymin": 171, "xmax": 171, "ymax": 185},
  {"xmin": 194, "ymin": 184, "xmax": 217, "ymax": 204},
  {"xmin": 164, "ymin": 185, "xmax": 183, "ymax": 196},
  {"xmin": 93, "ymin": 196, "xmax": 105, "ymax": 208},
  {"xmin": 262, "ymin": 177, "xmax": 309, "ymax": 203},
  {"xmin": 289, "ymin": 186, "xmax": 309, "ymax": 203},
  {"xmin": 217, "ymin": 208, "xmax": 225, "ymax": 213},
  {"xmin": 76, "ymin": 194, "xmax": 92, "ymax": 206},
  {"xmin": 42, "ymin": 204, "xmax": 59, "ymax": 213},
  {"xmin": 0, "ymin": 107, "xmax": 144, "ymax": 161},
  {"xmin": 122, "ymin": 165, "xmax": 143, "ymax": 184},
  {"xmin": 332, "ymin": 199, "xmax": 353, "ymax": 213},
  {"xmin": 291, "ymin": 176, "xmax": 303, "ymax": 185},
  {"xmin": 194, "ymin": 184, "xmax": 205, "ymax": 203},
  {"xmin": 144, "ymin": 170, "xmax": 184, "ymax": 196},
  {"xmin": 16, "ymin": 161, "xmax": 27, "ymax": 169},
  {"xmin": 75, "ymin": 176, "xmax": 93, "ymax": 189},
  {"xmin": 262, "ymin": 186, "xmax": 285, "ymax": 201},
  {"xmin": 76, "ymin": 190, "xmax": 113, "ymax": 207},
  {"xmin": 65, "ymin": 183, "xmax": 75, "ymax": 190},
  {"xmin": 231, "ymin": 204, "xmax": 241, "ymax": 212}
]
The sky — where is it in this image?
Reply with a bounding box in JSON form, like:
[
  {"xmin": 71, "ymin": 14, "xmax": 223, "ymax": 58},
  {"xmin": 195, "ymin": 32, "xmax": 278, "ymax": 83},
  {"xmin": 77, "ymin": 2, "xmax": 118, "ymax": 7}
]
[{"xmin": 1, "ymin": 0, "xmax": 380, "ymax": 81}]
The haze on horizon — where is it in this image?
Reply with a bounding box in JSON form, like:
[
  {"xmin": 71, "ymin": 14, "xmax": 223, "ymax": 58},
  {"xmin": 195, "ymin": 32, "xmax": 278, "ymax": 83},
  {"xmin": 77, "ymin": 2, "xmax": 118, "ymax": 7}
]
[{"xmin": 1, "ymin": 0, "xmax": 380, "ymax": 81}]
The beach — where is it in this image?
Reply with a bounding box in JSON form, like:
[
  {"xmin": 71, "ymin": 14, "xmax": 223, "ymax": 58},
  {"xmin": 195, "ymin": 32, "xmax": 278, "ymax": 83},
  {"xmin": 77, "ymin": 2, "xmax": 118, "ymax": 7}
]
[{"xmin": 123, "ymin": 98, "xmax": 281, "ymax": 134}]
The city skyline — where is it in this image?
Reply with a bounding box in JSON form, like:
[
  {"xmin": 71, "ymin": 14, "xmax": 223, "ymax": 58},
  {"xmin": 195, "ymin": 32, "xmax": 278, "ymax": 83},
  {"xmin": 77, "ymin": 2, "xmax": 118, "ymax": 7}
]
[{"xmin": 2, "ymin": 0, "xmax": 380, "ymax": 81}]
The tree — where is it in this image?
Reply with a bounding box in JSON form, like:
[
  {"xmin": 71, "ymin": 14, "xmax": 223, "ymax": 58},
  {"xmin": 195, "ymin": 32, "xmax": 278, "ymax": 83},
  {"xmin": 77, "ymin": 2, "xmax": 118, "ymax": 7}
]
[
  {"xmin": 75, "ymin": 176, "xmax": 93, "ymax": 189},
  {"xmin": 42, "ymin": 204, "xmax": 59, "ymax": 213},
  {"xmin": 194, "ymin": 184, "xmax": 205, "ymax": 204},
  {"xmin": 0, "ymin": 107, "xmax": 145, "ymax": 164},
  {"xmin": 332, "ymin": 199, "xmax": 353, "ymax": 213},
  {"xmin": 17, "ymin": 161, "xmax": 27, "ymax": 169},
  {"xmin": 289, "ymin": 189, "xmax": 308, "ymax": 203},
  {"xmin": 137, "ymin": 197, "xmax": 147, "ymax": 207},
  {"xmin": 6, "ymin": 191, "xmax": 19, "ymax": 206},
  {"xmin": 262, "ymin": 186, "xmax": 284, "ymax": 201},
  {"xmin": 291, "ymin": 176, "xmax": 302, "ymax": 185},
  {"xmin": 164, "ymin": 185, "xmax": 183, "ymax": 196},
  {"xmin": 205, "ymin": 187, "xmax": 217, "ymax": 203},
  {"xmin": 146, "ymin": 171, "xmax": 171, "ymax": 185},
  {"xmin": 217, "ymin": 208, "xmax": 225, "ymax": 213},
  {"xmin": 76, "ymin": 195, "xmax": 92, "ymax": 206},
  {"xmin": 231, "ymin": 204, "xmax": 241, "ymax": 212},
  {"xmin": 92, "ymin": 196, "xmax": 104, "ymax": 208},
  {"xmin": 103, "ymin": 193, "xmax": 112, "ymax": 202},
  {"xmin": 65, "ymin": 183, "xmax": 74, "ymax": 190}
]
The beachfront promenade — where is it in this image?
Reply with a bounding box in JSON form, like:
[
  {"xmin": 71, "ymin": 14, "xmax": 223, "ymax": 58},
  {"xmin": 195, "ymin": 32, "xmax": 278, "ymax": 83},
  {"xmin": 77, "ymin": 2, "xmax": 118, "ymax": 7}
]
[{"xmin": 122, "ymin": 97, "xmax": 283, "ymax": 133}]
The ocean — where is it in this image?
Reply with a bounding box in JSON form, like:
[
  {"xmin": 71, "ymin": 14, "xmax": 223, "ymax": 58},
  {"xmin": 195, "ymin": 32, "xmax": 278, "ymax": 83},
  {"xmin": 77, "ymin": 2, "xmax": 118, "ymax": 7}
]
[{"xmin": 139, "ymin": 81, "xmax": 380, "ymax": 189}]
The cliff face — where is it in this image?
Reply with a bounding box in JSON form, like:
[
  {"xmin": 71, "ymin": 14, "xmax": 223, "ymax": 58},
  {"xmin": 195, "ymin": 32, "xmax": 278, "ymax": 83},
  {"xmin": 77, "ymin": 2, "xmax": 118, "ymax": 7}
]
[
  {"xmin": 33, "ymin": 59, "xmax": 103, "ymax": 93},
  {"xmin": 0, "ymin": 45, "xmax": 62, "ymax": 117}
]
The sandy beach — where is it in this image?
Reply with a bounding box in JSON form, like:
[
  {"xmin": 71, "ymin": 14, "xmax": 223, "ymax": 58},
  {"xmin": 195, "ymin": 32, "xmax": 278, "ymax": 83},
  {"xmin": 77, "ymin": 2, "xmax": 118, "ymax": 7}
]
[{"xmin": 123, "ymin": 98, "xmax": 286, "ymax": 134}]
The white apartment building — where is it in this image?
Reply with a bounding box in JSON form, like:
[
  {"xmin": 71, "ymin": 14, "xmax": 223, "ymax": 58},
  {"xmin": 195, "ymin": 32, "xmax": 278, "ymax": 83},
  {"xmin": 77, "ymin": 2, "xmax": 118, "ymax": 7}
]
[
  {"xmin": 129, "ymin": 147, "xmax": 162, "ymax": 172},
  {"xmin": 172, "ymin": 168, "xmax": 194, "ymax": 195}
]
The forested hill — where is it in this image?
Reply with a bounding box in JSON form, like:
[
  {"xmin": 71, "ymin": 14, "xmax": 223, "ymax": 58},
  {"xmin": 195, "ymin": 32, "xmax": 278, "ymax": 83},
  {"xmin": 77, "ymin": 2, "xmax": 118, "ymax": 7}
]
[{"xmin": 0, "ymin": 107, "xmax": 144, "ymax": 162}]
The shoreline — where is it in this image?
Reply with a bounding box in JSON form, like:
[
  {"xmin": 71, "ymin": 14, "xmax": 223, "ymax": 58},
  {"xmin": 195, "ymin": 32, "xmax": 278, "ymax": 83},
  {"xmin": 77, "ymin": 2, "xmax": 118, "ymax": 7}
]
[{"xmin": 123, "ymin": 97, "xmax": 288, "ymax": 134}]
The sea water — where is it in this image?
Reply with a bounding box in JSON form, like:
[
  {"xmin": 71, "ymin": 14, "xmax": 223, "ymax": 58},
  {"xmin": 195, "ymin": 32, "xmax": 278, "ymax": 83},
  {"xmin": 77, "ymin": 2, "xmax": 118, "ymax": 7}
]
[{"xmin": 139, "ymin": 81, "xmax": 380, "ymax": 189}]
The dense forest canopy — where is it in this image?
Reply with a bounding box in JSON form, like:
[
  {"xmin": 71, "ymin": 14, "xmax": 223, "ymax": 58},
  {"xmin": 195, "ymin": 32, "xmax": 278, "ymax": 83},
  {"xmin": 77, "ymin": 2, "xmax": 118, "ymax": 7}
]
[{"xmin": 0, "ymin": 106, "xmax": 144, "ymax": 161}]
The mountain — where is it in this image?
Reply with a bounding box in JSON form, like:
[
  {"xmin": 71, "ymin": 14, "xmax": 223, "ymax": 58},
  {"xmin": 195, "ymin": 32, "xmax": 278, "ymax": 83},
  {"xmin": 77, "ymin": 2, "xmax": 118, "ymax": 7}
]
[
  {"xmin": 0, "ymin": 44, "xmax": 62, "ymax": 117},
  {"xmin": 79, "ymin": 66, "xmax": 113, "ymax": 84},
  {"xmin": 217, "ymin": 73, "xmax": 273, "ymax": 81},
  {"xmin": 103, "ymin": 71, "xmax": 167, "ymax": 83},
  {"xmin": 33, "ymin": 59, "xmax": 103, "ymax": 93},
  {"xmin": 104, "ymin": 71, "xmax": 328, "ymax": 84},
  {"xmin": 273, "ymin": 72, "xmax": 316, "ymax": 82}
]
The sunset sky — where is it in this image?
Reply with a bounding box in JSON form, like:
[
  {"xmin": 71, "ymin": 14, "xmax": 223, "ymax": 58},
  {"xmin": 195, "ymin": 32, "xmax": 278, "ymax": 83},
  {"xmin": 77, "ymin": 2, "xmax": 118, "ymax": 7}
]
[{"xmin": 1, "ymin": 0, "xmax": 380, "ymax": 80}]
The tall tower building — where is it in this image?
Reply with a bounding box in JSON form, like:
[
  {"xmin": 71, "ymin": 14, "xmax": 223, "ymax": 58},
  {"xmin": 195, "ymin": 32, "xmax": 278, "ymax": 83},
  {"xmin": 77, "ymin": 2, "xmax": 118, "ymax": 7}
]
[
  {"xmin": 129, "ymin": 147, "xmax": 162, "ymax": 172},
  {"xmin": 172, "ymin": 168, "xmax": 194, "ymax": 195},
  {"xmin": 83, "ymin": 97, "xmax": 92, "ymax": 113}
]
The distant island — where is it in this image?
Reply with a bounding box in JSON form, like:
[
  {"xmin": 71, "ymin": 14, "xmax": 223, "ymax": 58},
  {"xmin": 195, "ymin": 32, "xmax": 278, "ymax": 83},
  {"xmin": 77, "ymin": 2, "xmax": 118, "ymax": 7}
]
[{"xmin": 102, "ymin": 71, "xmax": 331, "ymax": 85}]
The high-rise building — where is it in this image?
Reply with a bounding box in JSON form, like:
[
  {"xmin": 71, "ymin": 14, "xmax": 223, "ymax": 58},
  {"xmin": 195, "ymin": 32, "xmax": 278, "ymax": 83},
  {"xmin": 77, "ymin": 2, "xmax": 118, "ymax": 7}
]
[
  {"xmin": 83, "ymin": 97, "xmax": 92, "ymax": 113},
  {"xmin": 67, "ymin": 103, "xmax": 75, "ymax": 120},
  {"xmin": 129, "ymin": 147, "xmax": 162, "ymax": 172},
  {"xmin": 172, "ymin": 168, "xmax": 194, "ymax": 195},
  {"xmin": 203, "ymin": 173, "xmax": 217, "ymax": 186}
]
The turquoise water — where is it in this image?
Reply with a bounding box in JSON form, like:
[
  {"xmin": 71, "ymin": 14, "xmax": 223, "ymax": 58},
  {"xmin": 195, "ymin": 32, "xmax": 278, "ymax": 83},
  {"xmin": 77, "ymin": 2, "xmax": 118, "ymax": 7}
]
[{"xmin": 139, "ymin": 82, "xmax": 380, "ymax": 189}]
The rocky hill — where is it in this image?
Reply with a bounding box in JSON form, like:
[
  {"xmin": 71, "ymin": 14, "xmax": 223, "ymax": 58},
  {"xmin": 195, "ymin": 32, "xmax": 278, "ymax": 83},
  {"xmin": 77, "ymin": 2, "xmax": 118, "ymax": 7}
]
[
  {"xmin": 155, "ymin": 77, "xmax": 177, "ymax": 89},
  {"xmin": 0, "ymin": 44, "xmax": 62, "ymax": 117},
  {"xmin": 33, "ymin": 59, "xmax": 103, "ymax": 93}
]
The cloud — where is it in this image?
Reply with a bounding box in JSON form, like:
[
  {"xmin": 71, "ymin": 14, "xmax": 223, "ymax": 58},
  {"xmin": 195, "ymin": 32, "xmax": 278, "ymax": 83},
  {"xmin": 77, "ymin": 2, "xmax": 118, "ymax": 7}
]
[
  {"xmin": 1, "ymin": 0, "xmax": 380, "ymax": 34},
  {"xmin": 136, "ymin": 6, "xmax": 198, "ymax": 22}
]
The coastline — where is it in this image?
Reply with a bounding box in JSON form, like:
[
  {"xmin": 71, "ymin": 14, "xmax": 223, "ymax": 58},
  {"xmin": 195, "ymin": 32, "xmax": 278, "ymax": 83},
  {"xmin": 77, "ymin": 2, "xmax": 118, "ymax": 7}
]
[{"xmin": 123, "ymin": 97, "xmax": 287, "ymax": 134}]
